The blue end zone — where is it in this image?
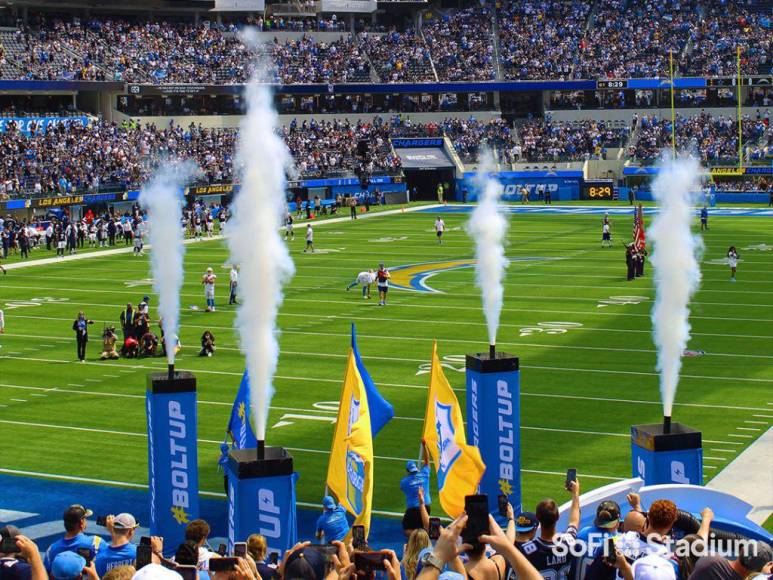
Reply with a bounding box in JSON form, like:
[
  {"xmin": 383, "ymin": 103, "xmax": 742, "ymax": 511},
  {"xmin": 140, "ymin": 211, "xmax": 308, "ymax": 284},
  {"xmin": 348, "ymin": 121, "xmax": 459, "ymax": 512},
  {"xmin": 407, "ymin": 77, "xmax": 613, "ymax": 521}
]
[
  {"xmin": 419, "ymin": 205, "xmax": 773, "ymax": 217},
  {"xmin": 0, "ymin": 474, "xmax": 406, "ymax": 552}
]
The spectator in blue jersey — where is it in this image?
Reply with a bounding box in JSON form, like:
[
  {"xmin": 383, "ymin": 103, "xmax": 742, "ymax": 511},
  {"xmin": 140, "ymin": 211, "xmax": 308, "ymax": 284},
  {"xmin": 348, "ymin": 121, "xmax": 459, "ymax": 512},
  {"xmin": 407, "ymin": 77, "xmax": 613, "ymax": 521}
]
[
  {"xmin": 51, "ymin": 550, "xmax": 99, "ymax": 580},
  {"xmin": 573, "ymin": 500, "xmax": 622, "ymax": 580},
  {"xmin": 44, "ymin": 505, "xmax": 103, "ymax": 573},
  {"xmin": 578, "ymin": 500, "xmax": 621, "ymax": 543},
  {"xmin": 400, "ymin": 456, "xmax": 432, "ymax": 535},
  {"xmin": 94, "ymin": 513, "xmax": 140, "ymax": 577},
  {"xmin": 0, "ymin": 525, "xmax": 47, "ymax": 580},
  {"xmin": 316, "ymin": 496, "xmax": 350, "ymax": 542}
]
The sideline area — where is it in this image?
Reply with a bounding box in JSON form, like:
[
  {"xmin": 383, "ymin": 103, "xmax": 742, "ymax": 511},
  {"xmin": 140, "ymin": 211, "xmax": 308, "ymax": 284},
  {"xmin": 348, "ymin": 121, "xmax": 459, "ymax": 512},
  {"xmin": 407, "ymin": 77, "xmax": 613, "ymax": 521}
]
[
  {"xmin": 3, "ymin": 202, "xmax": 442, "ymax": 271},
  {"xmin": 707, "ymin": 427, "xmax": 773, "ymax": 525}
]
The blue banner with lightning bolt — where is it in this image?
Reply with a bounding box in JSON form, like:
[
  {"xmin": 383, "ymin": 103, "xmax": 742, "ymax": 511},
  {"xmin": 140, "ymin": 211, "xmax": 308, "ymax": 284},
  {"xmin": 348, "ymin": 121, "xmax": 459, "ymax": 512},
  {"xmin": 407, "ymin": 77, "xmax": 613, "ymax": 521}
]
[{"xmin": 146, "ymin": 372, "xmax": 200, "ymax": 555}]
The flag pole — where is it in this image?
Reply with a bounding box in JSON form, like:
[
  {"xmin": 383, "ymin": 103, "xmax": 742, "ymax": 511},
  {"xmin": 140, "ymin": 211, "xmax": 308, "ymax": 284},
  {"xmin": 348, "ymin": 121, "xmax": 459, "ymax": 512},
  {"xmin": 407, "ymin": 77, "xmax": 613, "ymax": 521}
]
[
  {"xmin": 669, "ymin": 50, "xmax": 676, "ymax": 157},
  {"xmin": 737, "ymin": 45, "xmax": 743, "ymax": 169}
]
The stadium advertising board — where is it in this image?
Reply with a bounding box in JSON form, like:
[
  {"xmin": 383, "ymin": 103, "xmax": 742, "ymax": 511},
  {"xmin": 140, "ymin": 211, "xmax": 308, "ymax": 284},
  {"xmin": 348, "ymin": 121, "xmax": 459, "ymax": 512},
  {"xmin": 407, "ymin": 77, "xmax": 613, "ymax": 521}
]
[
  {"xmin": 459, "ymin": 170, "xmax": 583, "ymax": 201},
  {"xmin": 391, "ymin": 138, "xmax": 444, "ymax": 148},
  {"xmin": 0, "ymin": 115, "xmax": 90, "ymax": 136},
  {"xmin": 186, "ymin": 184, "xmax": 237, "ymax": 195}
]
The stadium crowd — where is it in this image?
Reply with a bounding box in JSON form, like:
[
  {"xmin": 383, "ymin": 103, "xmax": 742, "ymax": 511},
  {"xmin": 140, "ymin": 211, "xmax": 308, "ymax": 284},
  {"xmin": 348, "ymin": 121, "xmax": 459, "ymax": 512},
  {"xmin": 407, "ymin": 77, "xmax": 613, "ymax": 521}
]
[
  {"xmin": 0, "ymin": 119, "xmax": 237, "ymax": 197},
  {"xmin": 519, "ymin": 119, "xmax": 629, "ymax": 161},
  {"xmin": 2, "ymin": 111, "xmax": 770, "ymax": 199},
  {"xmin": 629, "ymin": 112, "xmax": 771, "ymax": 163},
  {"xmin": 1, "ymin": 477, "xmax": 771, "ymax": 580},
  {"xmin": 1, "ymin": 1, "xmax": 769, "ymax": 84}
]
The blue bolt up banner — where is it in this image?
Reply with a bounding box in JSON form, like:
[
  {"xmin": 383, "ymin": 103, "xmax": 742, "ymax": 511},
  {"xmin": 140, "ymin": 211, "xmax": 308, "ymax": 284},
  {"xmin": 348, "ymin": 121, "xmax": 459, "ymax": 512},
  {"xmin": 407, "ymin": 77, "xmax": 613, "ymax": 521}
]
[
  {"xmin": 466, "ymin": 353, "xmax": 521, "ymax": 516},
  {"xmin": 631, "ymin": 423, "xmax": 703, "ymax": 486},
  {"xmin": 146, "ymin": 372, "xmax": 200, "ymax": 553},
  {"xmin": 225, "ymin": 448, "xmax": 298, "ymax": 557}
]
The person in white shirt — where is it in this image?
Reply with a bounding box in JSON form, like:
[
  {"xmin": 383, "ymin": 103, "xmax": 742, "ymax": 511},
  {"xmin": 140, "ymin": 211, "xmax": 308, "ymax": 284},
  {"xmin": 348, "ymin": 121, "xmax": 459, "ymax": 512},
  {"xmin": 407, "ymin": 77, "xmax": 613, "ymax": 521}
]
[
  {"xmin": 0, "ymin": 308, "xmax": 5, "ymax": 350},
  {"xmin": 202, "ymin": 267, "xmax": 217, "ymax": 312},
  {"xmin": 602, "ymin": 222, "xmax": 612, "ymax": 247},
  {"xmin": 434, "ymin": 217, "xmax": 446, "ymax": 245},
  {"xmin": 229, "ymin": 264, "xmax": 239, "ymax": 305},
  {"xmin": 304, "ymin": 224, "xmax": 314, "ymax": 253},
  {"xmin": 346, "ymin": 269, "xmax": 376, "ymax": 299}
]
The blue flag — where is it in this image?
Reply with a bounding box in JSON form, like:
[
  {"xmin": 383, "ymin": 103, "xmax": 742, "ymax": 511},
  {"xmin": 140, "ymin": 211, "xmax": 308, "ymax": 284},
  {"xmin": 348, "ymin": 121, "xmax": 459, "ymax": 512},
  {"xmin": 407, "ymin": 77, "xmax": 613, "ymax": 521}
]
[
  {"xmin": 351, "ymin": 324, "xmax": 394, "ymax": 436},
  {"xmin": 221, "ymin": 371, "xmax": 258, "ymax": 465}
]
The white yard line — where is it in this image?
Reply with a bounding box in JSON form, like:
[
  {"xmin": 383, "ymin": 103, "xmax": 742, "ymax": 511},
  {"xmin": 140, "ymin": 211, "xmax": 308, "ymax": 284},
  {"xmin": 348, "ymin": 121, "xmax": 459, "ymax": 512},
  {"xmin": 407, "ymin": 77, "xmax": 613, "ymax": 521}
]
[
  {"xmin": 2, "ymin": 204, "xmax": 442, "ymax": 271},
  {"xmin": 3, "ymin": 352, "xmax": 772, "ymax": 392},
  {"xmin": 0, "ymin": 419, "xmax": 624, "ymax": 481},
  {"xmin": 708, "ymin": 427, "xmax": 773, "ymax": 524},
  {"xmin": 0, "ymin": 384, "xmax": 628, "ymax": 438}
]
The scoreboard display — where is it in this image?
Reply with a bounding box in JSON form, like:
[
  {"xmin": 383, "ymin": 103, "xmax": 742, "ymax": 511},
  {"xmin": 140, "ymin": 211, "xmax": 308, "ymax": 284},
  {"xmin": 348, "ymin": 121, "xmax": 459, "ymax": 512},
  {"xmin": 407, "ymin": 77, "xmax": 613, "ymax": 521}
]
[{"xmin": 581, "ymin": 179, "xmax": 615, "ymax": 200}]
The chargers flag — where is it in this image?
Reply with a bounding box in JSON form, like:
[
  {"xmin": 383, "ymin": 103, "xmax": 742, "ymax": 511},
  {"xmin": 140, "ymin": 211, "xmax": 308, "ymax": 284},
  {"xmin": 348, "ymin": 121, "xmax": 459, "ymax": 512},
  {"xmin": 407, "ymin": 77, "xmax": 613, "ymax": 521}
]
[
  {"xmin": 422, "ymin": 342, "xmax": 486, "ymax": 518},
  {"xmin": 351, "ymin": 323, "xmax": 394, "ymax": 436},
  {"xmin": 633, "ymin": 203, "xmax": 646, "ymax": 250},
  {"xmin": 326, "ymin": 348, "xmax": 375, "ymax": 538},
  {"xmin": 219, "ymin": 371, "xmax": 258, "ymax": 469}
]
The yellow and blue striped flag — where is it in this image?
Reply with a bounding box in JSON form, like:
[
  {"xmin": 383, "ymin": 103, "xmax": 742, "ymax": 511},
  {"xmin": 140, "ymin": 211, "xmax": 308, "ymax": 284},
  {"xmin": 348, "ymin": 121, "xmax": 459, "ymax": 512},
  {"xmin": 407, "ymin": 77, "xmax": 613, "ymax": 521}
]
[{"xmin": 326, "ymin": 347, "xmax": 375, "ymax": 538}]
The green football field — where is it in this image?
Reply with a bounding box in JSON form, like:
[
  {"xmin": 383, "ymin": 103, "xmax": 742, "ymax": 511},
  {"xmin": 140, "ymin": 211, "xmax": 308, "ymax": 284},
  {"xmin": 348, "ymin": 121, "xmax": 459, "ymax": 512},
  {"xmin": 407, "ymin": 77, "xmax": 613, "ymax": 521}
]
[{"xmin": 0, "ymin": 203, "xmax": 771, "ymax": 520}]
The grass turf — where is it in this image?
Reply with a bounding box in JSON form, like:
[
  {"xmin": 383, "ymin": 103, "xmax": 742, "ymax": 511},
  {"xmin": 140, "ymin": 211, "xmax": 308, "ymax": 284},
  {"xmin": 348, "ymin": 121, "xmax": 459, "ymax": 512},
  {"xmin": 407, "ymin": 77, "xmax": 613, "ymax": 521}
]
[{"xmin": 0, "ymin": 203, "xmax": 771, "ymax": 519}]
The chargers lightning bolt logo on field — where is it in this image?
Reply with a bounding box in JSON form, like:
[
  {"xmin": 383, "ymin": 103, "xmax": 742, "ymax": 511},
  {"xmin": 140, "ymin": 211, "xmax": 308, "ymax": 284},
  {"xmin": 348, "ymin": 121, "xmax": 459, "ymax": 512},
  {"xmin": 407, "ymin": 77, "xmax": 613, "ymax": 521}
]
[{"xmin": 389, "ymin": 258, "xmax": 562, "ymax": 293}]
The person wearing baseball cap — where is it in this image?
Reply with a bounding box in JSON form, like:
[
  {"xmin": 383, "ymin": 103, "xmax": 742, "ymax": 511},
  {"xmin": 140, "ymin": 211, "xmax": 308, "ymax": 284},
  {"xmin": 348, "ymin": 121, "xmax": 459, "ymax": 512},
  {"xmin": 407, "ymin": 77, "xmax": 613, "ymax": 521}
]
[
  {"xmin": 1, "ymin": 525, "xmax": 47, "ymax": 579},
  {"xmin": 689, "ymin": 540, "xmax": 772, "ymax": 580},
  {"xmin": 315, "ymin": 496, "xmax": 350, "ymax": 543},
  {"xmin": 400, "ymin": 452, "xmax": 432, "ymax": 535},
  {"xmin": 51, "ymin": 550, "xmax": 99, "ymax": 580},
  {"xmin": 514, "ymin": 512, "xmax": 539, "ymax": 543},
  {"xmin": 578, "ymin": 500, "xmax": 622, "ymax": 544},
  {"xmin": 44, "ymin": 505, "xmax": 102, "ymax": 573},
  {"xmin": 94, "ymin": 514, "xmax": 140, "ymax": 577}
]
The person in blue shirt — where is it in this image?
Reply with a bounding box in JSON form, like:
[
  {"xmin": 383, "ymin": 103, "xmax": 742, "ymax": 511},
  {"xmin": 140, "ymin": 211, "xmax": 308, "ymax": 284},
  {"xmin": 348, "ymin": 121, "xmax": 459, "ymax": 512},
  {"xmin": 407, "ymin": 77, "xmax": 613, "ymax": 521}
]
[
  {"xmin": 700, "ymin": 206, "xmax": 709, "ymax": 231},
  {"xmin": 400, "ymin": 457, "xmax": 432, "ymax": 535},
  {"xmin": 315, "ymin": 496, "xmax": 350, "ymax": 543},
  {"xmin": 572, "ymin": 500, "xmax": 622, "ymax": 580},
  {"xmin": 94, "ymin": 513, "xmax": 139, "ymax": 577},
  {"xmin": 44, "ymin": 505, "xmax": 103, "ymax": 572}
]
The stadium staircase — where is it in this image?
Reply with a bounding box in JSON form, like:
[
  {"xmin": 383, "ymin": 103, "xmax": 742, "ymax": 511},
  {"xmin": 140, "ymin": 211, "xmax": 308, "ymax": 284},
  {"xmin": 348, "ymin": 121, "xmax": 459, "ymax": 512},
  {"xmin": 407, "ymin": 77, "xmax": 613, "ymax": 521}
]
[
  {"xmin": 416, "ymin": 21, "xmax": 439, "ymax": 83},
  {"xmin": 491, "ymin": 11, "xmax": 504, "ymax": 81},
  {"xmin": 443, "ymin": 135, "xmax": 467, "ymax": 176}
]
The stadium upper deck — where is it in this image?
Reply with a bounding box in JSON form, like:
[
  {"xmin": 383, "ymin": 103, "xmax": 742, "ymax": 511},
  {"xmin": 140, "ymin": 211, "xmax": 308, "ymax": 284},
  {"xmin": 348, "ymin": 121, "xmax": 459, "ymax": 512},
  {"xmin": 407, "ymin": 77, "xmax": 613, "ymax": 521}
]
[{"xmin": 0, "ymin": 0, "xmax": 769, "ymax": 84}]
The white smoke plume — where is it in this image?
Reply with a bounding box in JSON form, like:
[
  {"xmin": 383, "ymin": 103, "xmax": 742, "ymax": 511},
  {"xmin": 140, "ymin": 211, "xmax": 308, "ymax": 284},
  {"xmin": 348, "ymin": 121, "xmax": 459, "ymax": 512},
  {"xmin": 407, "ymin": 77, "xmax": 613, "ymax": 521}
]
[
  {"xmin": 467, "ymin": 150, "xmax": 510, "ymax": 347},
  {"xmin": 228, "ymin": 48, "xmax": 295, "ymax": 441},
  {"xmin": 649, "ymin": 155, "xmax": 703, "ymax": 418},
  {"xmin": 139, "ymin": 161, "xmax": 199, "ymax": 365}
]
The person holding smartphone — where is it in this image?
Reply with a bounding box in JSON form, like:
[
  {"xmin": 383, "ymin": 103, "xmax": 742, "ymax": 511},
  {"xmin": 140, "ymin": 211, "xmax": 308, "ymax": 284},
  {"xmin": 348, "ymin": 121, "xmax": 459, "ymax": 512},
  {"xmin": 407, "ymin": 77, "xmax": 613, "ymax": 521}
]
[
  {"xmin": 44, "ymin": 505, "xmax": 103, "ymax": 573},
  {"xmin": 510, "ymin": 479, "xmax": 581, "ymax": 580},
  {"xmin": 416, "ymin": 514, "xmax": 543, "ymax": 580},
  {"xmin": 247, "ymin": 534, "xmax": 279, "ymax": 580},
  {"xmin": 0, "ymin": 526, "xmax": 47, "ymax": 580},
  {"xmin": 94, "ymin": 513, "xmax": 140, "ymax": 577}
]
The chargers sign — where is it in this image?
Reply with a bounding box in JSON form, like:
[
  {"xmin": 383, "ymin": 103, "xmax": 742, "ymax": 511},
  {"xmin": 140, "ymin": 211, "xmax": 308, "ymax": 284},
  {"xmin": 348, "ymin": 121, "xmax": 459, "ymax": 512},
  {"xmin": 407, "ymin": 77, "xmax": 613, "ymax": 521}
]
[{"xmin": 145, "ymin": 372, "xmax": 200, "ymax": 554}]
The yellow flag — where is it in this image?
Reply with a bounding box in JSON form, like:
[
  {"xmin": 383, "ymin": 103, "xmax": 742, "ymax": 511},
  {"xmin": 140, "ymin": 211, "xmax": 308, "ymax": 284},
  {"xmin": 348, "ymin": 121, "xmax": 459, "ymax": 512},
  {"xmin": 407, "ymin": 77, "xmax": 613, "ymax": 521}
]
[
  {"xmin": 422, "ymin": 342, "xmax": 485, "ymax": 517},
  {"xmin": 326, "ymin": 348, "xmax": 374, "ymax": 537}
]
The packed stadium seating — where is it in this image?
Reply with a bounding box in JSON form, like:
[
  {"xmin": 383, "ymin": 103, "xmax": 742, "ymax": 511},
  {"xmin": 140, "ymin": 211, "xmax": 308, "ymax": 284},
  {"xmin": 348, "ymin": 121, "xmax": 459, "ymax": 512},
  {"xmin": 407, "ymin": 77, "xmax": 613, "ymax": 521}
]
[
  {"xmin": 1, "ymin": 109, "xmax": 770, "ymax": 198},
  {"xmin": 1, "ymin": 1, "xmax": 767, "ymax": 83}
]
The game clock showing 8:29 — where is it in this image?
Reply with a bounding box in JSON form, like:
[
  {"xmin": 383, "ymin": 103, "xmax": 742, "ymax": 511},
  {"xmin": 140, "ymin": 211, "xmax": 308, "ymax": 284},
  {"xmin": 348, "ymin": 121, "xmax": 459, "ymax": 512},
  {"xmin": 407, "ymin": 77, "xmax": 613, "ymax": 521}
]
[{"xmin": 582, "ymin": 180, "xmax": 615, "ymax": 200}]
